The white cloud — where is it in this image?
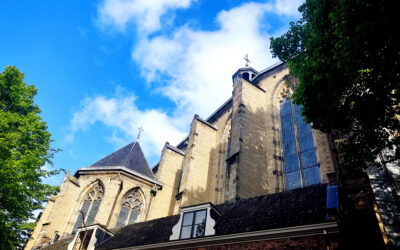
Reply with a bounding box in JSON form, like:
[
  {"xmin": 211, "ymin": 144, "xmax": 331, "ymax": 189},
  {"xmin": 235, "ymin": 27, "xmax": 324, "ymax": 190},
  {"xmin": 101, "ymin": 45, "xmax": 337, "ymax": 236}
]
[
  {"xmin": 274, "ymin": 0, "xmax": 304, "ymax": 16},
  {"xmin": 67, "ymin": 0, "xmax": 304, "ymax": 162},
  {"xmin": 133, "ymin": 1, "xmax": 280, "ymax": 116},
  {"xmin": 65, "ymin": 89, "xmax": 187, "ymax": 159},
  {"xmin": 97, "ymin": 0, "xmax": 194, "ymax": 33}
]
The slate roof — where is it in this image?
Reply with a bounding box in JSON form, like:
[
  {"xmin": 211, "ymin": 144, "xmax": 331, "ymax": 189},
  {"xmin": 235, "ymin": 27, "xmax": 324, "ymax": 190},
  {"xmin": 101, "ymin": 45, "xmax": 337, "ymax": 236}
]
[
  {"xmin": 96, "ymin": 184, "xmax": 329, "ymax": 249},
  {"xmin": 214, "ymin": 183, "xmax": 327, "ymax": 235},
  {"xmin": 97, "ymin": 215, "xmax": 180, "ymax": 250},
  {"xmin": 90, "ymin": 142, "xmax": 155, "ymax": 180},
  {"xmin": 39, "ymin": 236, "xmax": 73, "ymax": 250}
]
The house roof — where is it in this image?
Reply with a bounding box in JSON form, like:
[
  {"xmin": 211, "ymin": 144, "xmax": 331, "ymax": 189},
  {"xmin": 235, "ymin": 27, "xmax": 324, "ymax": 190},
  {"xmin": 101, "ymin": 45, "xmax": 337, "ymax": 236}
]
[
  {"xmin": 97, "ymin": 215, "xmax": 180, "ymax": 250},
  {"xmin": 39, "ymin": 236, "xmax": 73, "ymax": 250},
  {"xmin": 214, "ymin": 183, "xmax": 327, "ymax": 235},
  {"xmin": 89, "ymin": 142, "xmax": 155, "ymax": 180},
  {"xmin": 96, "ymin": 184, "xmax": 330, "ymax": 249}
]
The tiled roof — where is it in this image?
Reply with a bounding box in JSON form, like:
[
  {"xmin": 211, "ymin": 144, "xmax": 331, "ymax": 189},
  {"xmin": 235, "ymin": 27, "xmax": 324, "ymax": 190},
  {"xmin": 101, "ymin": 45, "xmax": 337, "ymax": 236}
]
[
  {"xmin": 214, "ymin": 183, "xmax": 327, "ymax": 235},
  {"xmin": 90, "ymin": 142, "xmax": 155, "ymax": 180},
  {"xmin": 39, "ymin": 236, "xmax": 73, "ymax": 250},
  {"xmin": 97, "ymin": 215, "xmax": 180, "ymax": 250},
  {"xmin": 96, "ymin": 184, "xmax": 329, "ymax": 249}
]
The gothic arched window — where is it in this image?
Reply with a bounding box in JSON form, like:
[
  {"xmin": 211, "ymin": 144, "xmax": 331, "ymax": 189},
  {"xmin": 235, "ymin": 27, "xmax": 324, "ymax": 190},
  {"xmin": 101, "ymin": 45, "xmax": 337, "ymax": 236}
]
[
  {"xmin": 116, "ymin": 188, "xmax": 144, "ymax": 227},
  {"xmin": 280, "ymin": 99, "xmax": 321, "ymax": 190},
  {"xmin": 72, "ymin": 183, "xmax": 104, "ymax": 233}
]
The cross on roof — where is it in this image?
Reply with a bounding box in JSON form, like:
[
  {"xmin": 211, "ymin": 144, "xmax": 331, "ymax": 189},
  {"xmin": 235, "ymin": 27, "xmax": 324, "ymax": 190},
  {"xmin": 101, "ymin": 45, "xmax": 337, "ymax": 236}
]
[
  {"xmin": 123, "ymin": 126, "xmax": 144, "ymax": 167},
  {"xmin": 243, "ymin": 54, "xmax": 251, "ymax": 66}
]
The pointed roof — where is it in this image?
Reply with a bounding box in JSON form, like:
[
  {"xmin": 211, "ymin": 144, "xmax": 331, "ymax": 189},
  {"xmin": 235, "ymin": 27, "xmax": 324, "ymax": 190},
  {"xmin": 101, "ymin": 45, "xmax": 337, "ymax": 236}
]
[{"xmin": 90, "ymin": 142, "xmax": 155, "ymax": 180}]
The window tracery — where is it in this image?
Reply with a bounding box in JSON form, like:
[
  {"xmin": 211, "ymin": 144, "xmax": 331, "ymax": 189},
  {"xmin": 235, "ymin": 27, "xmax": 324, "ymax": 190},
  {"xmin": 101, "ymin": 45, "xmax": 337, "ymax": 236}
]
[
  {"xmin": 72, "ymin": 182, "xmax": 104, "ymax": 233},
  {"xmin": 116, "ymin": 188, "xmax": 144, "ymax": 227}
]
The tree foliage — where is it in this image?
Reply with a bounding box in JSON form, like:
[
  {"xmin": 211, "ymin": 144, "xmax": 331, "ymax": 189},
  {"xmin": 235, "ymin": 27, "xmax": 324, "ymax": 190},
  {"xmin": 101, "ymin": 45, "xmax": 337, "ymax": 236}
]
[
  {"xmin": 270, "ymin": 0, "xmax": 400, "ymax": 171},
  {"xmin": 0, "ymin": 66, "xmax": 60, "ymax": 249}
]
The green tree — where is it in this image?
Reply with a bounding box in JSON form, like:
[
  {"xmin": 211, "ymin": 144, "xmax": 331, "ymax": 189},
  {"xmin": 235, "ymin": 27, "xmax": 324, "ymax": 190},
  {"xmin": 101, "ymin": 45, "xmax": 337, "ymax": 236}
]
[
  {"xmin": 0, "ymin": 66, "xmax": 60, "ymax": 249},
  {"xmin": 270, "ymin": 0, "xmax": 400, "ymax": 171}
]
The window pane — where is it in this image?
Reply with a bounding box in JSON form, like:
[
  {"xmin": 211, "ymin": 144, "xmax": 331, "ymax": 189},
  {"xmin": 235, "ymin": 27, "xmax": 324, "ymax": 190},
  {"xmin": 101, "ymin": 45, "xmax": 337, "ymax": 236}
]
[
  {"xmin": 72, "ymin": 199, "xmax": 90, "ymax": 233},
  {"xmin": 297, "ymin": 123, "xmax": 312, "ymax": 138},
  {"xmin": 303, "ymin": 166, "xmax": 321, "ymax": 186},
  {"xmin": 282, "ymin": 126, "xmax": 295, "ymax": 141},
  {"xmin": 193, "ymin": 223, "xmax": 205, "ymax": 238},
  {"xmin": 128, "ymin": 208, "xmax": 139, "ymax": 224},
  {"xmin": 294, "ymin": 104, "xmax": 302, "ymax": 115},
  {"xmin": 180, "ymin": 226, "xmax": 192, "ymax": 239},
  {"xmin": 284, "ymin": 154, "xmax": 299, "ymax": 173},
  {"xmin": 182, "ymin": 212, "xmax": 194, "ymax": 226},
  {"xmin": 195, "ymin": 210, "xmax": 206, "ymax": 224},
  {"xmin": 286, "ymin": 171, "xmax": 302, "ymax": 190},
  {"xmin": 283, "ymin": 140, "xmax": 297, "ymax": 156},
  {"xmin": 280, "ymin": 100, "xmax": 292, "ymax": 116},
  {"xmin": 116, "ymin": 204, "xmax": 129, "ymax": 228},
  {"xmin": 299, "ymin": 134, "xmax": 315, "ymax": 152},
  {"xmin": 301, "ymin": 150, "xmax": 318, "ymax": 168},
  {"xmin": 86, "ymin": 199, "xmax": 101, "ymax": 225},
  {"xmin": 281, "ymin": 115, "xmax": 294, "ymax": 129}
]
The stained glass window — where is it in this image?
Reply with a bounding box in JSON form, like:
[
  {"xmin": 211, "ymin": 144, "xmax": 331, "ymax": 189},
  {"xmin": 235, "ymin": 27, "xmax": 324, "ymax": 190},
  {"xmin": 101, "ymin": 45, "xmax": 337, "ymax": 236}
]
[
  {"xmin": 280, "ymin": 99, "xmax": 321, "ymax": 190},
  {"xmin": 116, "ymin": 188, "xmax": 143, "ymax": 227},
  {"xmin": 72, "ymin": 183, "xmax": 104, "ymax": 233}
]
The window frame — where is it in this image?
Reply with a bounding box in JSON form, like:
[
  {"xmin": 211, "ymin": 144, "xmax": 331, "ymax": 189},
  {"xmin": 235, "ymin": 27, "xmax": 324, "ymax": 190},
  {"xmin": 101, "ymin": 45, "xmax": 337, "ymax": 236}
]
[{"xmin": 179, "ymin": 209, "xmax": 207, "ymax": 239}]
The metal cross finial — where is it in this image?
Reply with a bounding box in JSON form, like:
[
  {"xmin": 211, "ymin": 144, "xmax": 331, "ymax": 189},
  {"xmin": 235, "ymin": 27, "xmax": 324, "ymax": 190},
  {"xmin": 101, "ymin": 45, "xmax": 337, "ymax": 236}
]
[
  {"xmin": 136, "ymin": 126, "xmax": 144, "ymax": 141},
  {"xmin": 243, "ymin": 54, "xmax": 251, "ymax": 66},
  {"xmin": 123, "ymin": 126, "xmax": 144, "ymax": 166}
]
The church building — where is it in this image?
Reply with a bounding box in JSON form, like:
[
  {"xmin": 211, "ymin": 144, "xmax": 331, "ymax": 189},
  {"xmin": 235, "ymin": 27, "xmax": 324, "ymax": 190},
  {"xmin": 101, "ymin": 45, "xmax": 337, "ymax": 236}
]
[{"xmin": 26, "ymin": 62, "xmax": 358, "ymax": 249}]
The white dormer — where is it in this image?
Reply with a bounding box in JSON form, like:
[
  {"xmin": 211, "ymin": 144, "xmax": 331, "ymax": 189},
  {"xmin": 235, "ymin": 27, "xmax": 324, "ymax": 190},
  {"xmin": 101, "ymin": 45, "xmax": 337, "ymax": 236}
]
[
  {"xmin": 169, "ymin": 203, "xmax": 221, "ymax": 241},
  {"xmin": 68, "ymin": 224, "xmax": 114, "ymax": 250}
]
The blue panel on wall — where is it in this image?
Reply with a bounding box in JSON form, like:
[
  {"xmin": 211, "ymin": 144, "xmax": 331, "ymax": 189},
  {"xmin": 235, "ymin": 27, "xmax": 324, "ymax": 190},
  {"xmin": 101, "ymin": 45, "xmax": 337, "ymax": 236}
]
[
  {"xmin": 286, "ymin": 171, "xmax": 302, "ymax": 190},
  {"xmin": 285, "ymin": 154, "xmax": 299, "ymax": 173},
  {"xmin": 303, "ymin": 166, "xmax": 321, "ymax": 186},
  {"xmin": 327, "ymin": 185, "xmax": 339, "ymax": 211},
  {"xmin": 301, "ymin": 149, "xmax": 318, "ymax": 168}
]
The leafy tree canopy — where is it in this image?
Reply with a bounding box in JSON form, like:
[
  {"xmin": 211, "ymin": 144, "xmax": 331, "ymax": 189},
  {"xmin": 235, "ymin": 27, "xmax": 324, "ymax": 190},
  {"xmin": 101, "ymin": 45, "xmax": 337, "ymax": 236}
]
[
  {"xmin": 270, "ymin": 0, "xmax": 400, "ymax": 171},
  {"xmin": 0, "ymin": 66, "xmax": 60, "ymax": 249}
]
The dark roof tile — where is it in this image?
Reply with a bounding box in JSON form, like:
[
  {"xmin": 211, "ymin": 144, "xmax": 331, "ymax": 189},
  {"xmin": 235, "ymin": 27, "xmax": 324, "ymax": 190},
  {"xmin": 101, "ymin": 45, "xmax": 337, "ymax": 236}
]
[
  {"xmin": 91, "ymin": 142, "xmax": 155, "ymax": 179},
  {"xmin": 97, "ymin": 215, "xmax": 180, "ymax": 249}
]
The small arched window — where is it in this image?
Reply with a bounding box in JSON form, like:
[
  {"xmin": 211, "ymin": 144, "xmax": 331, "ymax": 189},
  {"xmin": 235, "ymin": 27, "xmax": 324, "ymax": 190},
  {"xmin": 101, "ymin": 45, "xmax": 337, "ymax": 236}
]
[
  {"xmin": 243, "ymin": 72, "xmax": 250, "ymax": 81},
  {"xmin": 116, "ymin": 188, "xmax": 144, "ymax": 227},
  {"xmin": 72, "ymin": 183, "xmax": 104, "ymax": 233}
]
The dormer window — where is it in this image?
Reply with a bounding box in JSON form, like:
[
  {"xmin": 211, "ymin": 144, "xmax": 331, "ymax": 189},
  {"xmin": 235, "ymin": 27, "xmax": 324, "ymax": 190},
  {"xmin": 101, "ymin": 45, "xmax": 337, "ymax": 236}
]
[
  {"xmin": 69, "ymin": 224, "xmax": 114, "ymax": 250},
  {"xmin": 180, "ymin": 209, "xmax": 207, "ymax": 239},
  {"xmin": 170, "ymin": 203, "xmax": 221, "ymax": 241}
]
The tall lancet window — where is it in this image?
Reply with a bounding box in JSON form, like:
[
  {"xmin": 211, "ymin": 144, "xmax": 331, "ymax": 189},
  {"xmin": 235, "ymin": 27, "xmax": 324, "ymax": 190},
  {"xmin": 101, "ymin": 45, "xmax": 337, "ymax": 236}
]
[
  {"xmin": 72, "ymin": 183, "xmax": 104, "ymax": 233},
  {"xmin": 280, "ymin": 99, "xmax": 321, "ymax": 190},
  {"xmin": 116, "ymin": 188, "xmax": 143, "ymax": 227}
]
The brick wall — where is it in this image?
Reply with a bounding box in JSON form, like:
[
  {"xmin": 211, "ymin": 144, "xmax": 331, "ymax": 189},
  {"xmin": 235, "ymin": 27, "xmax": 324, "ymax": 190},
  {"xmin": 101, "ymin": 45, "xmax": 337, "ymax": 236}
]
[{"xmin": 193, "ymin": 235, "xmax": 338, "ymax": 250}]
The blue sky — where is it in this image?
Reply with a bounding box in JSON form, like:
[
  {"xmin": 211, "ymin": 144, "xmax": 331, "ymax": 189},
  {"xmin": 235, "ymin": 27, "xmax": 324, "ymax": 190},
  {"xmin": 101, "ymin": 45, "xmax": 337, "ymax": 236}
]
[{"xmin": 0, "ymin": 0, "xmax": 303, "ymax": 186}]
